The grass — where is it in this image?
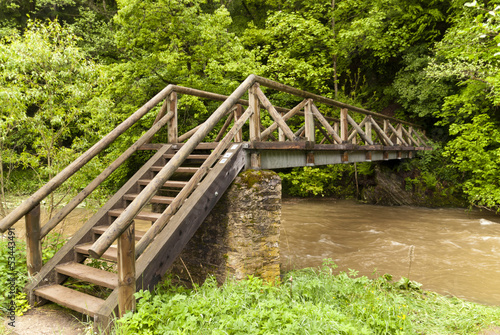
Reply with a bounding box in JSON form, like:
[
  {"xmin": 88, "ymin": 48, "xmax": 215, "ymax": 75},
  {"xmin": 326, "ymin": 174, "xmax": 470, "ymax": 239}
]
[{"xmin": 114, "ymin": 260, "xmax": 500, "ymax": 334}]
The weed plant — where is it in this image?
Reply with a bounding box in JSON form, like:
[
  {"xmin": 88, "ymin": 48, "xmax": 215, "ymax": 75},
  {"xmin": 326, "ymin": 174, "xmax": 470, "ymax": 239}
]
[
  {"xmin": 0, "ymin": 231, "xmax": 66, "ymax": 316},
  {"xmin": 116, "ymin": 260, "xmax": 500, "ymax": 335}
]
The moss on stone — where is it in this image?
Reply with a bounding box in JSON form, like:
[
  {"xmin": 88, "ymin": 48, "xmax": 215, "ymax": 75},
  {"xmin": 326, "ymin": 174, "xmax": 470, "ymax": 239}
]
[{"xmin": 236, "ymin": 170, "xmax": 277, "ymax": 189}]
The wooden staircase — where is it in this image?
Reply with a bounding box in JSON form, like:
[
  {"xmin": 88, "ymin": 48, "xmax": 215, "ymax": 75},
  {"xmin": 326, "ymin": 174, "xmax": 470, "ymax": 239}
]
[{"xmin": 24, "ymin": 143, "xmax": 246, "ymax": 329}]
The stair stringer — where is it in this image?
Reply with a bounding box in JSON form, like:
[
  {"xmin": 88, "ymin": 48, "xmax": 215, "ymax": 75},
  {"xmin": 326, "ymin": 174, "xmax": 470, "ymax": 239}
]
[
  {"xmin": 25, "ymin": 144, "xmax": 174, "ymax": 305},
  {"xmin": 93, "ymin": 145, "xmax": 246, "ymax": 329}
]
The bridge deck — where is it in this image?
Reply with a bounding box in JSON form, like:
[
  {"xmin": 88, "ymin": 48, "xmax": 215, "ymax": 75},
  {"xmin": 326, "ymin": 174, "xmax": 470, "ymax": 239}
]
[{"xmin": 244, "ymin": 142, "xmax": 429, "ymax": 169}]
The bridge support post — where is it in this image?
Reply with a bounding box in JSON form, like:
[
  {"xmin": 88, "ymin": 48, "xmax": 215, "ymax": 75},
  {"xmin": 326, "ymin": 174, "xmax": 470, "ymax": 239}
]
[
  {"xmin": 118, "ymin": 222, "xmax": 136, "ymax": 317},
  {"xmin": 168, "ymin": 170, "xmax": 281, "ymax": 285}
]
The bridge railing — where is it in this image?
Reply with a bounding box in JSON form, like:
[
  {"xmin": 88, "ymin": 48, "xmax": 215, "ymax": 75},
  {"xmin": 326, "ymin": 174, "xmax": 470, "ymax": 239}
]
[{"xmin": 0, "ymin": 75, "xmax": 431, "ymax": 316}]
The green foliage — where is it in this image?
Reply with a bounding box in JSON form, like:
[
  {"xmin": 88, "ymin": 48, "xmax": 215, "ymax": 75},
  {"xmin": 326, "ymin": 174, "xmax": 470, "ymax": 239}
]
[
  {"xmin": 0, "ymin": 231, "xmax": 64, "ymax": 316},
  {"xmin": 116, "ymin": 260, "xmax": 500, "ymax": 334},
  {"xmin": 426, "ymin": 1, "xmax": 500, "ymax": 211},
  {"xmin": 0, "ymin": 19, "xmax": 114, "ymax": 212},
  {"xmin": 0, "ymin": 233, "xmax": 29, "ymax": 316},
  {"xmin": 279, "ymin": 165, "xmax": 351, "ymax": 197}
]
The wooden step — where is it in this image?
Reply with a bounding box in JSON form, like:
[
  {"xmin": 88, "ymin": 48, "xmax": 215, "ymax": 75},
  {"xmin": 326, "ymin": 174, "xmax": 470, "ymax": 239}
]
[
  {"xmin": 164, "ymin": 153, "xmax": 210, "ymax": 160},
  {"xmin": 151, "ymin": 166, "xmax": 199, "ymax": 174},
  {"xmin": 108, "ymin": 208, "xmax": 162, "ymax": 222},
  {"xmin": 123, "ymin": 193, "xmax": 175, "ymax": 204},
  {"xmin": 75, "ymin": 243, "xmax": 118, "ymax": 262},
  {"xmin": 138, "ymin": 179, "xmax": 188, "ymax": 189},
  {"xmin": 35, "ymin": 284, "xmax": 105, "ymax": 316},
  {"xmin": 92, "ymin": 225, "xmax": 147, "ymax": 241},
  {"xmin": 56, "ymin": 262, "xmax": 118, "ymax": 289}
]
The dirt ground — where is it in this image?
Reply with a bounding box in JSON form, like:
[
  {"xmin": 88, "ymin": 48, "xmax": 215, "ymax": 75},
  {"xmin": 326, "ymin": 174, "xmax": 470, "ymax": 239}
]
[{"xmin": 2, "ymin": 304, "xmax": 89, "ymax": 335}]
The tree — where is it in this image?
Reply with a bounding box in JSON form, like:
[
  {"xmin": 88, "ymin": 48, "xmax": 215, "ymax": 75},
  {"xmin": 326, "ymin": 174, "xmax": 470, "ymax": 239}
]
[
  {"xmin": 0, "ymin": 20, "xmax": 113, "ymax": 215},
  {"xmin": 107, "ymin": 0, "xmax": 259, "ymax": 133},
  {"xmin": 426, "ymin": 0, "xmax": 500, "ymax": 211}
]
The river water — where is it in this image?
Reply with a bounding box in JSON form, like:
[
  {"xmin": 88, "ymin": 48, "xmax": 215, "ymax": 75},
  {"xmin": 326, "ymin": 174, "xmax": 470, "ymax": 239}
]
[{"xmin": 280, "ymin": 198, "xmax": 500, "ymax": 306}]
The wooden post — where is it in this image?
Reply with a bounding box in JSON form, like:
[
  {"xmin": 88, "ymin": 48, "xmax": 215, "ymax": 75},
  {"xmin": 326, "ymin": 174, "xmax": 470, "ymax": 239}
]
[
  {"xmin": 249, "ymin": 84, "xmax": 261, "ymax": 168},
  {"xmin": 278, "ymin": 112, "xmax": 285, "ymax": 142},
  {"xmin": 234, "ymin": 105, "xmax": 243, "ymax": 142},
  {"xmin": 365, "ymin": 118, "xmax": 372, "ymax": 144},
  {"xmin": 26, "ymin": 204, "xmax": 42, "ymax": 277},
  {"xmin": 118, "ymin": 222, "xmax": 136, "ymax": 317},
  {"xmin": 249, "ymin": 84, "xmax": 261, "ymax": 142},
  {"xmin": 304, "ymin": 100, "xmax": 315, "ymax": 142},
  {"xmin": 340, "ymin": 108, "xmax": 348, "ymax": 143},
  {"xmin": 396, "ymin": 124, "xmax": 403, "ymax": 145},
  {"xmin": 167, "ymin": 92, "xmax": 178, "ymax": 143}
]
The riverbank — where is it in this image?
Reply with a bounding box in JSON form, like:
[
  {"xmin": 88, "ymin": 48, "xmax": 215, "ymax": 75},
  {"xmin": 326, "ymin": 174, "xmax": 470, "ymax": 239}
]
[{"xmin": 115, "ymin": 262, "xmax": 500, "ymax": 334}]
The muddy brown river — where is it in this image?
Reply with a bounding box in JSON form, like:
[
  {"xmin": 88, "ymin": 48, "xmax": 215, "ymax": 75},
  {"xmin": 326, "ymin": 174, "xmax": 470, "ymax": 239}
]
[
  {"xmin": 281, "ymin": 198, "xmax": 500, "ymax": 306},
  {"xmin": 9, "ymin": 198, "xmax": 500, "ymax": 306}
]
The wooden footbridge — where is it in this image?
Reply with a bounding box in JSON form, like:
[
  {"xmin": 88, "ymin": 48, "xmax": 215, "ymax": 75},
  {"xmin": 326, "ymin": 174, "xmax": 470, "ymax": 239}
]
[{"xmin": 0, "ymin": 75, "xmax": 431, "ymax": 329}]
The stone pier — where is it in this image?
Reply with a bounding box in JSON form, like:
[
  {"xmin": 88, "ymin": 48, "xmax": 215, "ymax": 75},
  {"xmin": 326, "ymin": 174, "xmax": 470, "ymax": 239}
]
[{"xmin": 169, "ymin": 170, "xmax": 281, "ymax": 285}]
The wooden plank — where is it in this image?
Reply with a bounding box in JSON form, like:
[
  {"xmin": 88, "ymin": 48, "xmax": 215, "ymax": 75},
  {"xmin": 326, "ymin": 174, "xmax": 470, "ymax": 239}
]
[
  {"xmin": 93, "ymin": 225, "xmax": 146, "ymax": 241},
  {"xmin": 123, "ymin": 193, "xmax": 175, "ymax": 204},
  {"xmin": 151, "ymin": 166, "xmax": 199, "ymax": 174},
  {"xmin": 26, "ymin": 204, "xmax": 42, "ymax": 277},
  {"xmin": 75, "ymin": 243, "xmax": 118, "ymax": 262},
  {"xmin": 171, "ymin": 142, "xmax": 219, "ymax": 150},
  {"xmin": 142, "ymin": 143, "xmax": 218, "ymax": 151},
  {"xmin": 164, "ymin": 153, "xmax": 210, "ymax": 160},
  {"xmin": 108, "ymin": 209, "xmax": 161, "ymax": 222},
  {"xmin": 139, "ymin": 143, "xmax": 165, "ymax": 150},
  {"xmin": 56, "ymin": 262, "xmax": 118, "ymax": 289},
  {"xmin": 255, "ymin": 86, "xmax": 297, "ymax": 141},
  {"xmin": 35, "ymin": 285, "xmax": 105, "ymax": 316},
  {"xmin": 138, "ymin": 179, "xmax": 188, "ymax": 188},
  {"xmin": 118, "ymin": 223, "xmax": 135, "ymax": 317},
  {"xmin": 310, "ymin": 103, "xmax": 342, "ymax": 143}
]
